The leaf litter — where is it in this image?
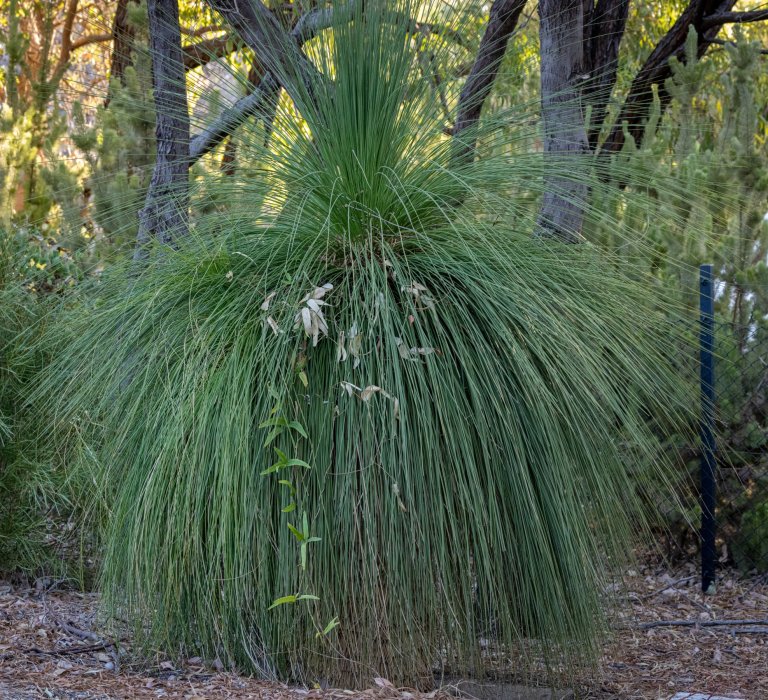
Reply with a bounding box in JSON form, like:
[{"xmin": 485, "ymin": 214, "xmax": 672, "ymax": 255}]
[{"xmin": 1, "ymin": 554, "xmax": 767, "ymax": 699}]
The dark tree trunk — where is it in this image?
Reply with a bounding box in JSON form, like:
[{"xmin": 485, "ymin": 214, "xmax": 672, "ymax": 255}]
[
  {"xmin": 583, "ymin": 0, "xmax": 630, "ymax": 149},
  {"xmin": 134, "ymin": 0, "xmax": 190, "ymax": 261},
  {"xmin": 105, "ymin": 0, "xmax": 140, "ymax": 107},
  {"xmin": 536, "ymin": 0, "xmax": 590, "ymax": 242},
  {"xmin": 451, "ymin": 0, "xmax": 526, "ymax": 163}
]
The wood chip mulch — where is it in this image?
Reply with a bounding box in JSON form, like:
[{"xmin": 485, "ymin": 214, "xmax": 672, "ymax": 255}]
[
  {"xmin": 1, "ymin": 560, "xmax": 766, "ymax": 700},
  {"xmin": 583, "ymin": 559, "xmax": 768, "ymax": 700}
]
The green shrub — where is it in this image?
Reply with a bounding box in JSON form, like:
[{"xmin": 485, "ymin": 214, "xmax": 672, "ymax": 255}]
[
  {"xmin": 733, "ymin": 499, "xmax": 768, "ymax": 573},
  {"xmin": 0, "ymin": 228, "xmax": 92, "ymax": 580}
]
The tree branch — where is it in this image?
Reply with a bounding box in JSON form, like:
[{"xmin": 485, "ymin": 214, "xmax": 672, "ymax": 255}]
[
  {"xmin": 190, "ymin": 74, "xmax": 278, "ymax": 160},
  {"xmin": 204, "ymin": 0, "xmax": 323, "ymax": 109},
  {"xmin": 291, "ymin": 3, "xmax": 336, "ymax": 44},
  {"xmin": 709, "ymin": 37, "xmax": 768, "ymax": 54},
  {"xmin": 70, "ymin": 33, "xmax": 113, "ymax": 51},
  {"xmin": 185, "ymin": 1, "xmax": 340, "ymax": 72},
  {"xmin": 50, "ymin": 0, "xmax": 79, "ymax": 85},
  {"xmin": 183, "ymin": 35, "xmax": 241, "ymax": 70},
  {"xmin": 452, "ymin": 0, "xmax": 527, "ymax": 161},
  {"xmin": 189, "ymin": 2, "xmax": 347, "ymax": 162},
  {"xmin": 181, "ymin": 23, "xmax": 225, "ymax": 37},
  {"xmin": 702, "ymin": 9, "xmax": 768, "ymax": 29},
  {"xmin": 640, "ymin": 618, "xmax": 768, "ymax": 630}
]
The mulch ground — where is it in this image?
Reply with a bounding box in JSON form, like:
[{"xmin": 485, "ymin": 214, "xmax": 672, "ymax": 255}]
[
  {"xmin": 583, "ymin": 558, "xmax": 768, "ymax": 700},
  {"xmin": 1, "ymin": 559, "xmax": 766, "ymax": 700}
]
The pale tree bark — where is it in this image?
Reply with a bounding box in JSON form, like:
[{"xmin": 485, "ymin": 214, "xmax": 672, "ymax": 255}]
[
  {"xmin": 192, "ymin": 72, "xmax": 279, "ymax": 161},
  {"xmin": 134, "ymin": 0, "xmax": 190, "ymax": 261},
  {"xmin": 204, "ymin": 0, "xmax": 323, "ymax": 109},
  {"xmin": 188, "ymin": 3, "xmax": 347, "ymax": 162},
  {"xmin": 536, "ymin": 0, "xmax": 590, "ymax": 242},
  {"xmin": 220, "ymin": 61, "xmax": 276, "ymax": 175}
]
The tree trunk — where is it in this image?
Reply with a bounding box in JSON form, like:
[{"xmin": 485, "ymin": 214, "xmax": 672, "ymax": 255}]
[
  {"xmin": 5, "ymin": 0, "xmax": 20, "ymax": 116},
  {"xmin": 583, "ymin": 0, "xmax": 629, "ymax": 149},
  {"xmin": 536, "ymin": 0, "xmax": 590, "ymax": 242},
  {"xmin": 452, "ymin": 0, "xmax": 526, "ymax": 163},
  {"xmin": 134, "ymin": 0, "xmax": 190, "ymax": 261},
  {"xmin": 105, "ymin": 0, "xmax": 140, "ymax": 107}
]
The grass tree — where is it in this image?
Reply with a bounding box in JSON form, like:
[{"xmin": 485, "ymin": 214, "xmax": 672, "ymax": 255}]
[{"xmin": 33, "ymin": 0, "xmax": 760, "ymax": 688}]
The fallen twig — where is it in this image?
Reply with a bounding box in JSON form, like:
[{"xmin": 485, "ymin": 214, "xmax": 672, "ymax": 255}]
[
  {"xmin": 640, "ymin": 618, "xmax": 768, "ymax": 630},
  {"xmin": 3, "ymin": 639, "xmax": 123, "ymax": 660},
  {"xmin": 734, "ymin": 627, "xmax": 768, "ymax": 634},
  {"xmin": 58, "ymin": 621, "xmax": 101, "ymax": 642}
]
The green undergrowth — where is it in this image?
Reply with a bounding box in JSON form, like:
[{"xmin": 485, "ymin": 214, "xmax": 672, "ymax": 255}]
[{"xmin": 0, "ymin": 229, "xmax": 93, "ymax": 581}]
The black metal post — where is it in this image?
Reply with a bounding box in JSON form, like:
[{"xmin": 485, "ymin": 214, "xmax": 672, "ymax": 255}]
[{"xmin": 699, "ymin": 264, "xmax": 717, "ymax": 594}]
